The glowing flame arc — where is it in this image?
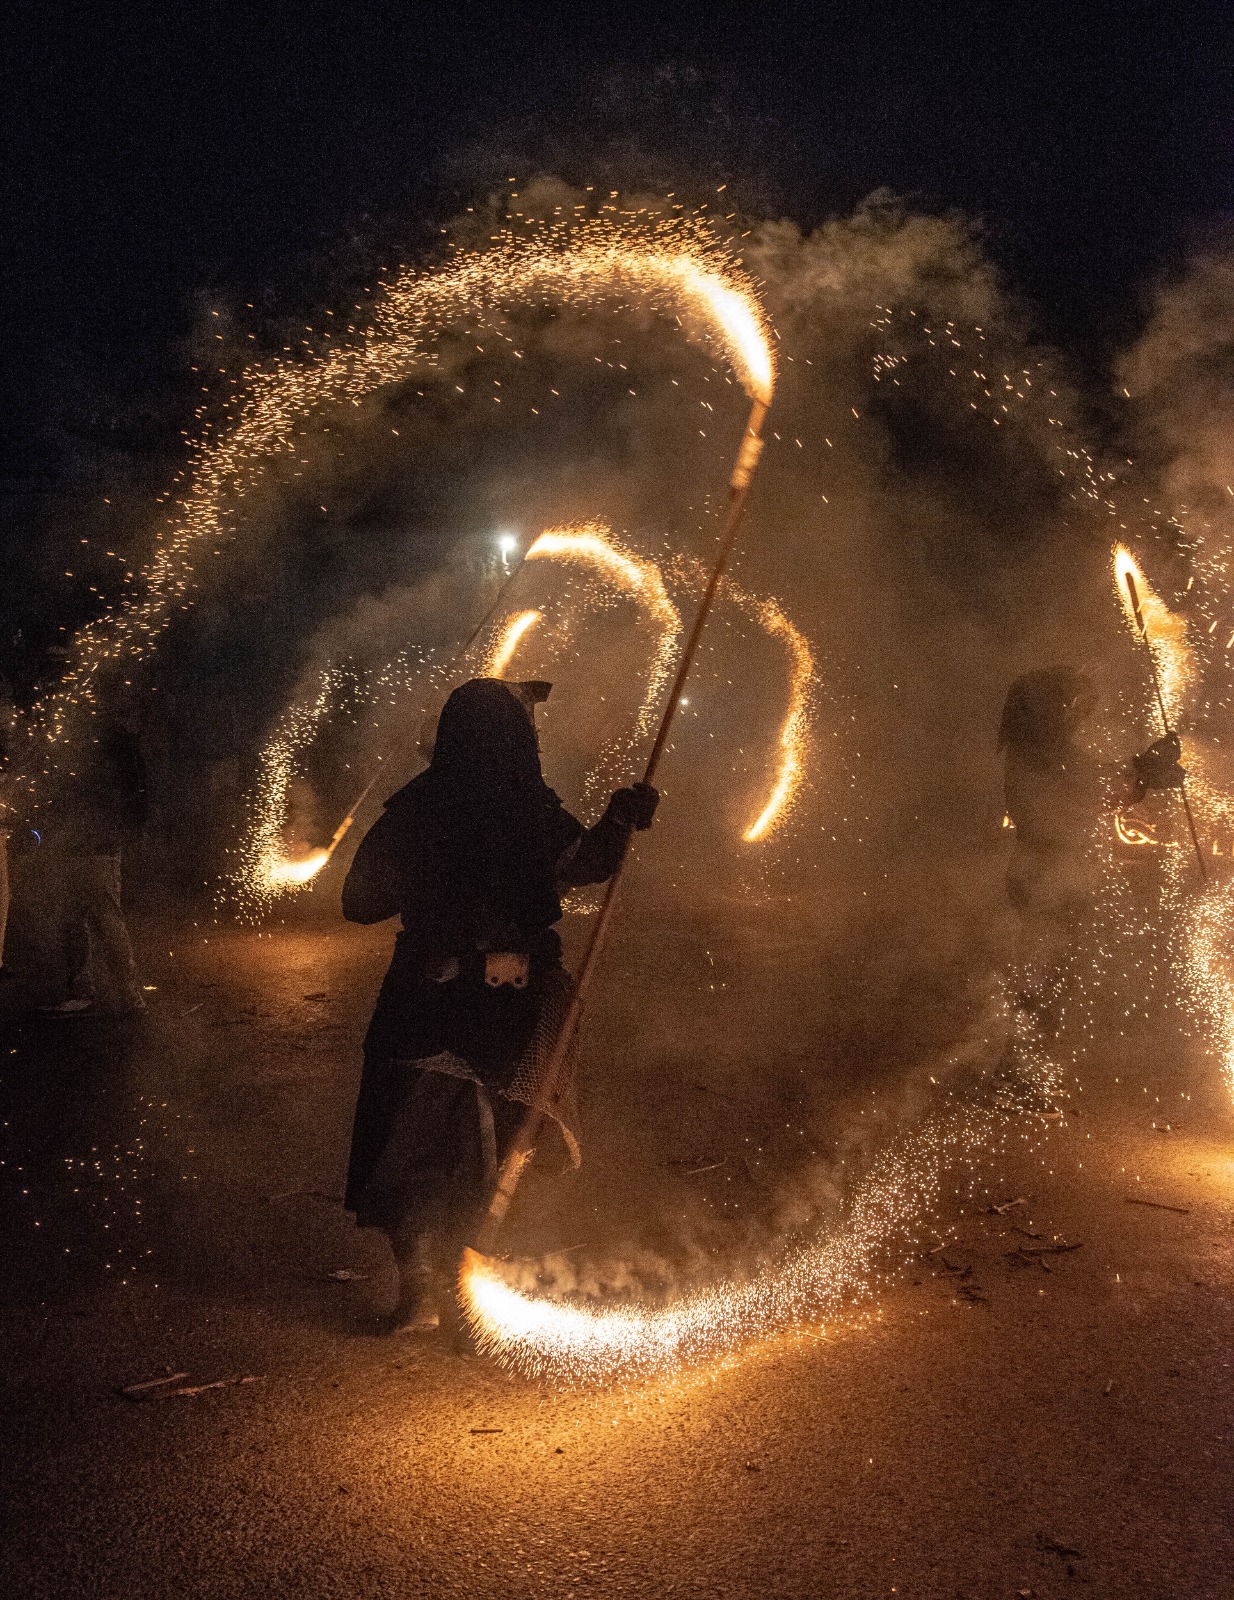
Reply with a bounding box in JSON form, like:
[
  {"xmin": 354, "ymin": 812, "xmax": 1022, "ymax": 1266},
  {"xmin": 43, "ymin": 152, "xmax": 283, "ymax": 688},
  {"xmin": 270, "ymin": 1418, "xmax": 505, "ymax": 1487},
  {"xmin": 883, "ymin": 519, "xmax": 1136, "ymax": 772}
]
[
  {"xmin": 483, "ymin": 609, "xmax": 543, "ymax": 677},
  {"xmin": 734, "ymin": 591, "xmax": 816, "ymax": 842},
  {"xmin": 1114, "ymin": 813, "xmax": 1162, "ymax": 848},
  {"xmin": 518, "ymin": 525, "xmax": 682, "ymax": 744},
  {"xmin": 216, "ymin": 219, "xmax": 773, "ymax": 909}
]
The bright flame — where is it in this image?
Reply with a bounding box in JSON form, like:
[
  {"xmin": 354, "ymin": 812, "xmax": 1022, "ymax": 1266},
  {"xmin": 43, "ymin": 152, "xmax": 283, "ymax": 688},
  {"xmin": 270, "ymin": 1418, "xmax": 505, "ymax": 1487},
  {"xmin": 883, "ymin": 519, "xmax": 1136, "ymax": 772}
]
[
  {"xmin": 266, "ymin": 847, "xmax": 330, "ymax": 885},
  {"xmin": 659, "ymin": 255, "xmax": 776, "ymax": 407},
  {"xmin": 483, "ymin": 609, "xmax": 543, "ymax": 676}
]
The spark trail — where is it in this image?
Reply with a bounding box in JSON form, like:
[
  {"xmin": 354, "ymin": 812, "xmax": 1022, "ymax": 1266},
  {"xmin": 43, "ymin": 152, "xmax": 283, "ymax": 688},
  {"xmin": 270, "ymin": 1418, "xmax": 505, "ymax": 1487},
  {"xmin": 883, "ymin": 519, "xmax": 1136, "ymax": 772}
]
[{"xmin": 15, "ymin": 209, "xmax": 774, "ymax": 818}]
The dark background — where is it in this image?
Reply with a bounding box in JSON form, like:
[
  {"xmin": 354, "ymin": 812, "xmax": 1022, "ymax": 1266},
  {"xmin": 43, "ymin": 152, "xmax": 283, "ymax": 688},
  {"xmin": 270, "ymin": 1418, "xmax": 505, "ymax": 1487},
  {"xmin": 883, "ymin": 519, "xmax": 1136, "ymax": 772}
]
[{"xmin": 2, "ymin": 0, "xmax": 1232, "ymax": 671}]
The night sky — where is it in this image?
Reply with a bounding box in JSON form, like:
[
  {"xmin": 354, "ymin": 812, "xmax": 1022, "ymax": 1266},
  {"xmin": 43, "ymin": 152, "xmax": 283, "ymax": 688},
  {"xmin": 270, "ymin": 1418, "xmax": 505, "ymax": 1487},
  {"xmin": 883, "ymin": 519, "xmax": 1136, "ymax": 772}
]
[{"xmin": 3, "ymin": 2, "xmax": 1232, "ymax": 664}]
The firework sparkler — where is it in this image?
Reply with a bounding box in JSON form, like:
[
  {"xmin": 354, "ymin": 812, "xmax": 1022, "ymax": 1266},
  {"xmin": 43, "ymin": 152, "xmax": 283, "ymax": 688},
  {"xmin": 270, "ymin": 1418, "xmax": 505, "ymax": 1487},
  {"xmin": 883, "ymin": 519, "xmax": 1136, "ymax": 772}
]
[{"xmin": 1113, "ymin": 547, "xmax": 1206, "ymax": 877}]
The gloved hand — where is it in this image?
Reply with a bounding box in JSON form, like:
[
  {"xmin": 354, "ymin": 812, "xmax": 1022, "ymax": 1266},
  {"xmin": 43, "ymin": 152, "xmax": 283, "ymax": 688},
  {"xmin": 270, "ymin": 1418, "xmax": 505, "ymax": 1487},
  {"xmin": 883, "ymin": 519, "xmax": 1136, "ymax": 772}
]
[
  {"xmin": 606, "ymin": 781, "xmax": 660, "ymax": 831},
  {"xmin": 1130, "ymin": 732, "xmax": 1186, "ymax": 799}
]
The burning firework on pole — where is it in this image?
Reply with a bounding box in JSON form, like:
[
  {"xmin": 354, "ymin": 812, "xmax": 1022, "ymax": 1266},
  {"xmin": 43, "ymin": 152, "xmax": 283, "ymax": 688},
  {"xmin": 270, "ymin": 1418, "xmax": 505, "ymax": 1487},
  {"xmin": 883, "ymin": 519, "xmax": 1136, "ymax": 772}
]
[
  {"xmin": 1114, "ymin": 547, "xmax": 1206, "ymax": 878},
  {"xmin": 466, "ymin": 381, "xmax": 773, "ymax": 1268}
]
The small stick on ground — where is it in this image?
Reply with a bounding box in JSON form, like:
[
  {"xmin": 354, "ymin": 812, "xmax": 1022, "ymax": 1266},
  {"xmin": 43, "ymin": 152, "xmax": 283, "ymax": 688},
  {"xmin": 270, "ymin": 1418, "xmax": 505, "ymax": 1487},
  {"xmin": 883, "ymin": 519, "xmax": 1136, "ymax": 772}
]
[{"xmin": 118, "ymin": 1371, "xmax": 189, "ymax": 1398}]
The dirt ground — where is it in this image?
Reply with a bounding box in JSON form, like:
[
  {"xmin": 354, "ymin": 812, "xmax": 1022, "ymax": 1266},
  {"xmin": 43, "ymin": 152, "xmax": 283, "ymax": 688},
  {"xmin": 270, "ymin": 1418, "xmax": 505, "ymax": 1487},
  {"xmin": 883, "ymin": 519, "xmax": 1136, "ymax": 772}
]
[{"xmin": 2, "ymin": 903, "xmax": 1231, "ymax": 1599}]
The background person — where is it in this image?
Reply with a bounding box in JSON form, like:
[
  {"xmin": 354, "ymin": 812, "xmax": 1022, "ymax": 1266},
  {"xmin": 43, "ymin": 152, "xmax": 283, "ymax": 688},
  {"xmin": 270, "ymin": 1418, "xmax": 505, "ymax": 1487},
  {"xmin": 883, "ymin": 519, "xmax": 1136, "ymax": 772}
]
[
  {"xmin": 1000, "ymin": 666, "xmax": 1183, "ymax": 973},
  {"xmin": 40, "ymin": 711, "xmax": 149, "ymax": 1016}
]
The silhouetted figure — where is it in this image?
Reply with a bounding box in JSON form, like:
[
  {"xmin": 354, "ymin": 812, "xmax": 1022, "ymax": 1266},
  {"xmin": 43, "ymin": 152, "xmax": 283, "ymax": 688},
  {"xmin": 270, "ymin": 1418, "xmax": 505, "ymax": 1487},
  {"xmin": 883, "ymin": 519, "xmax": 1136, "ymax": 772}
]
[
  {"xmin": 342, "ymin": 678, "xmax": 657, "ymax": 1333},
  {"xmin": 998, "ymin": 664, "xmax": 1183, "ymax": 1100},
  {"xmin": 41, "ymin": 715, "xmax": 148, "ymax": 1016}
]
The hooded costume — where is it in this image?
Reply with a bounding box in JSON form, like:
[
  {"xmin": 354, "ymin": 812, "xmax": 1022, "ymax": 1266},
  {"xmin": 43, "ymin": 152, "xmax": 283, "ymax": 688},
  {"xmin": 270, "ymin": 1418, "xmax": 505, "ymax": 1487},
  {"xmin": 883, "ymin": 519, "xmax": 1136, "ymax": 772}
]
[
  {"xmin": 999, "ymin": 667, "xmax": 1104, "ymax": 896},
  {"xmin": 342, "ymin": 678, "xmax": 645, "ymax": 1257}
]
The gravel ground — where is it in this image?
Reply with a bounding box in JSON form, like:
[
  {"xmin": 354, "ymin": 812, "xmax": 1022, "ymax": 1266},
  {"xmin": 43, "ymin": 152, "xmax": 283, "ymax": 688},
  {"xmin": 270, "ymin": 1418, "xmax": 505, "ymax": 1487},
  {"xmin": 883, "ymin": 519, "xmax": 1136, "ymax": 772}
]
[{"xmin": 2, "ymin": 910, "xmax": 1231, "ymax": 1598}]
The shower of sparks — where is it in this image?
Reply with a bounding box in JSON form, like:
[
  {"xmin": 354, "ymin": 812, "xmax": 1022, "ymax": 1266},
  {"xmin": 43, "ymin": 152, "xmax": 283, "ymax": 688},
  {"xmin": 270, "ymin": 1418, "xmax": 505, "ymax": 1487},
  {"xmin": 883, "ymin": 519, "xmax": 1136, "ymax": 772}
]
[
  {"xmin": 1186, "ymin": 885, "xmax": 1234, "ymax": 1103},
  {"xmin": 1109, "ymin": 544, "xmax": 1234, "ymax": 1110},
  {"xmin": 13, "ymin": 209, "xmax": 774, "ymax": 815},
  {"xmin": 482, "ymin": 608, "xmax": 543, "ymax": 676},
  {"xmin": 234, "ymin": 670, "xmax": 340, "ymax": 908},
  {"xmin": 225, "ymin": 650, "xmax": 435, "ymax": 915}
]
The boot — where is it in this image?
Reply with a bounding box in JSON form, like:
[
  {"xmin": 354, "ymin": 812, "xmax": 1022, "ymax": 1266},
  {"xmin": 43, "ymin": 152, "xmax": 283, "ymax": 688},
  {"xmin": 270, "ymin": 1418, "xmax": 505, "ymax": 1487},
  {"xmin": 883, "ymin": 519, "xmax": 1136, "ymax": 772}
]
[{"xmin": 389, "ymin": 1232, "xmax": 440, "ymax": 1334}]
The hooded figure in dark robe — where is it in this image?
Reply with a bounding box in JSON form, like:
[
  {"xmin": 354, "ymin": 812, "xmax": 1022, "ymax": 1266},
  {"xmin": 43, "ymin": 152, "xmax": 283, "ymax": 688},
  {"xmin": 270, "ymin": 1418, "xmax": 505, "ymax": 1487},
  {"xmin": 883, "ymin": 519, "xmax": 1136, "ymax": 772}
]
[{"xmin": 342, "ymin": 677, "xmax": 657, "ymax": 1332}]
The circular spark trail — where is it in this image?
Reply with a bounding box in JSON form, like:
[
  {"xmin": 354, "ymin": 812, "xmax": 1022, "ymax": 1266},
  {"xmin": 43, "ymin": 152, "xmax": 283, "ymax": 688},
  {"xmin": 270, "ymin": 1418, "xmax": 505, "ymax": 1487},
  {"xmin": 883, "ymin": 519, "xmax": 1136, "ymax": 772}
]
[
  {"xmin": 482, "ymin": 609, "xmax": 543, "ymax": 677},
  {"xmin": 25, "ymin": 212, "xmax": 774, "ymax": 809},
  {"xmin": 670, "ymin": 558, "xmax": 820, "ymax": 843},
  {"xmin": 241, "ymin": 529, "xmax": 822, "ymax": 908},
  {"xmin": 459, "ymin": 1096, "xmax": 1001, "ymax": 1384}
]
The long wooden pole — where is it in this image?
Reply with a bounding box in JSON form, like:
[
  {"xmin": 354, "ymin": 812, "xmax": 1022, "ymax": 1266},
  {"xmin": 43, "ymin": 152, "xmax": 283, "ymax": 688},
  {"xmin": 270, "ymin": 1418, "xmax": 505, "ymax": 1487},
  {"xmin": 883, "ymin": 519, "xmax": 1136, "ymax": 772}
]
[
  {"xmin": 472, "ymin": 398, "xmax": 769, "ymax": 1255},
  {"xmin": 1122, "ymin": 568, "xmax": 1206, "ymax": 879}
]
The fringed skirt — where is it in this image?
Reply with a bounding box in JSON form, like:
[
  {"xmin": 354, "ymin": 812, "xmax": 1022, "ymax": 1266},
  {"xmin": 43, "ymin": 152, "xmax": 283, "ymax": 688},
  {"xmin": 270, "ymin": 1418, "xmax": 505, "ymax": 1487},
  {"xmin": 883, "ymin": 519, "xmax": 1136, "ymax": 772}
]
[{"xmin": 345, "ymin": 960, "xmax": 578, "ymax": 1241}]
